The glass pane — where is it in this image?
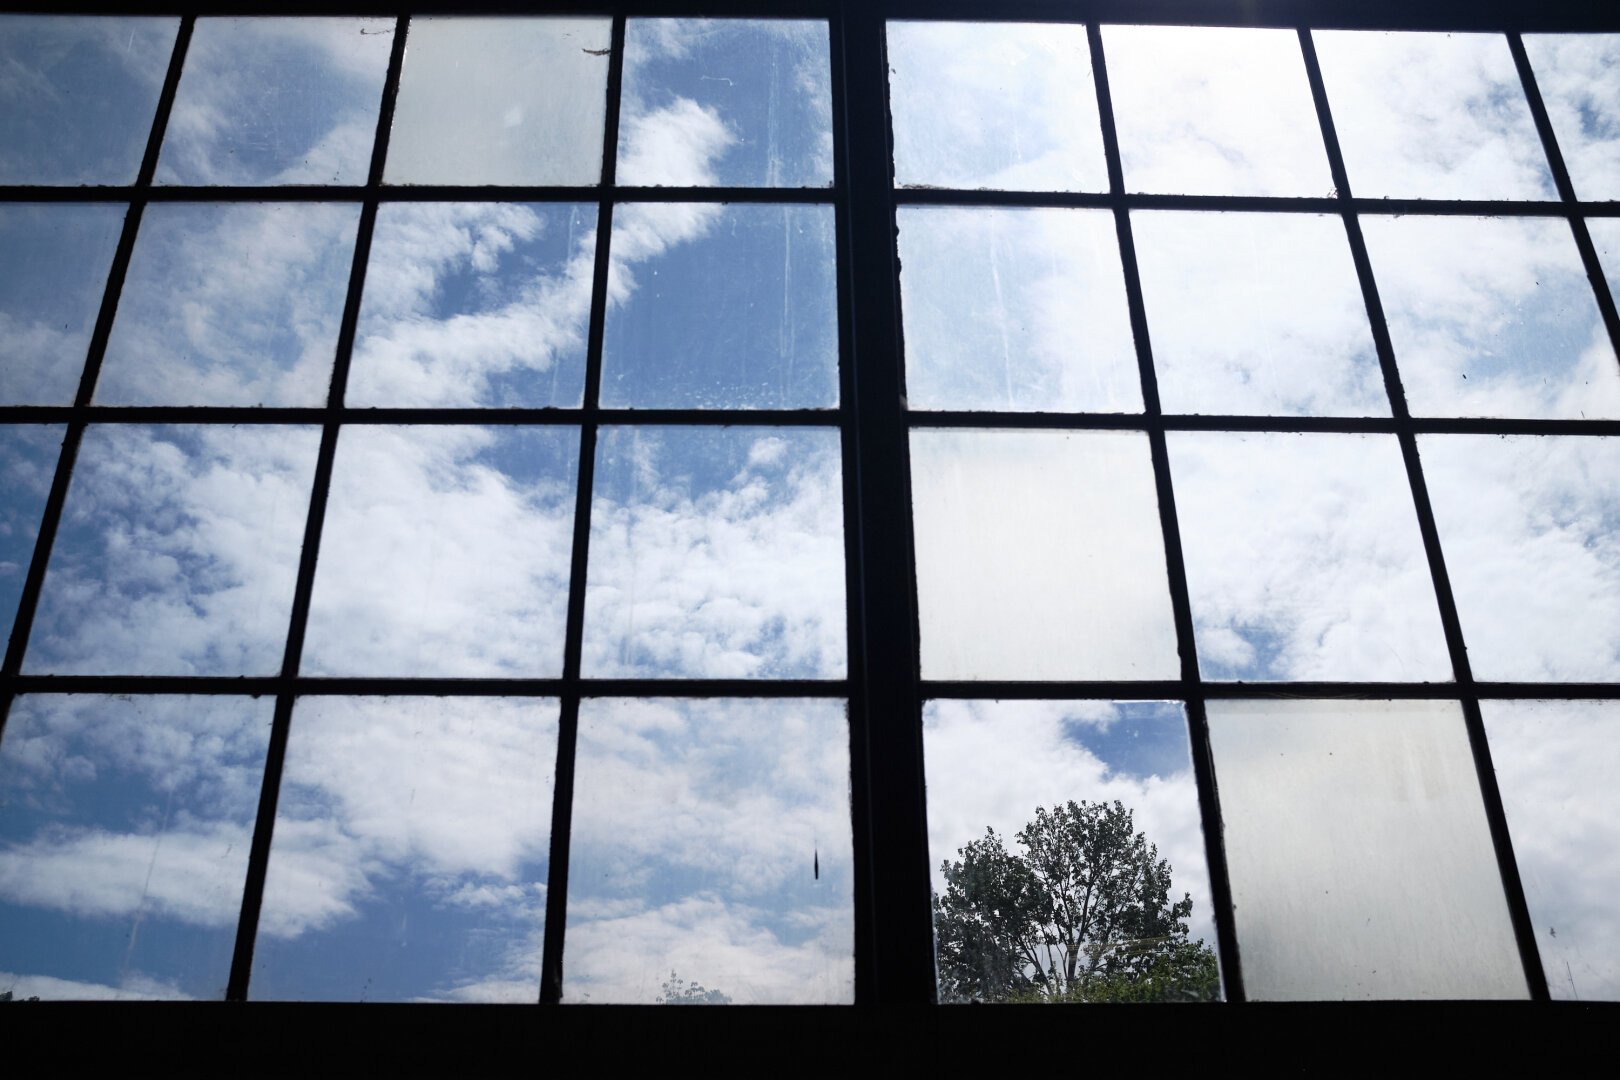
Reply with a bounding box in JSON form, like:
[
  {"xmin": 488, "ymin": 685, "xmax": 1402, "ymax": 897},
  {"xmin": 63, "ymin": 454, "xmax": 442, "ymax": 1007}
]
[
  {"xmin": 1483, "ymin": 700, "xmax": 1620, "ymax": 1001},
  {"xmin": 156, "ymin": 17, "xmax": 392, "ymax": 186},
  {"xmin": 97, "ymin": 203, "xmax": 360, "ymax": 407},
  {"xmin": 1103, "ymin": 26, "xmax": 1331, "ymax": 197},
  {"xmin": 897, "ymin": 207, "xmax": 1139, "ymax": 413},
  {"xmin": 1, "ymin": 205, "xmax": 123, "ymax": 406},
  {"xmin": 600, "ymin": 203, "xmax": 838, "ymax": 410},
  {"xmin": 253, "ymin": 697, "xmax": 555, "ymax": 1002},
  {"xmin": 564, "ymin": 698, "xmax": 852, "ymax": 1004},
  {"xmin": 1594, "ymin": 217, "xmax": 1620, "ymax": 312},
  {"xmin": 1523, "ymin": 35, "xmax": 1620, "ymax": 202},
  {"xmin": 303, "ymin": 426, "xmax": 578, "ymax": 677},
  {"xmin": 385, "ymin": 17, "xmax": 610, "ymax": 186},
  {"xmin": 1208, "ymin": 699, "xmax": 1527, "ymax": 1000},
  {"xmin": 618, "ymin": 19, "xmax": 831, "ymax": 188},
  {"xmin": 25, "ymin": 425, "xmax": 319, "ymax": 676},
  {"xmin": 1313, "ymin": 31, "xmax": 1555, "ymax": 200},
  {"xmin": 0, "ymin": 16, "xmax": 179, "ymax": 185},
  {"xmin": 1362, "ymin": 215, "xmax": 1619, "ymax": 419},
  {"xmin": 886, "ymin": 22, "xmax": 1107, "ymax": 193},
  {"xmin": 910, "ymin": 429, "xmax": 1179, "ymax": 681},
  {"xmin": 1133, "ymin": 211, "xmax": 1387, "ymax": 417},
  {"xmin": 582, "ymin": 426, "xmax": 845, "ymax": 679},
  {"xmin": 1169, "ymin": 432, "xmax": 1451, "ymax": 682},
  {"xmin": 1421, "ymin": 435, "xmax": 1620, "ymax": 682},
  {"xmin": 0, "ymin": 695, "xmax": 271, "ymax": 1000},
  {"xmin": 924, "ymin": 700, "xmax": 1221, "ymax": 1003},
  {"xmin": 347, "ymin": 202, "xmax": 595, "ymax": 408},
  {"xmin": 0, "ymin": 426, "xmax": 62, "ymax": 650}
]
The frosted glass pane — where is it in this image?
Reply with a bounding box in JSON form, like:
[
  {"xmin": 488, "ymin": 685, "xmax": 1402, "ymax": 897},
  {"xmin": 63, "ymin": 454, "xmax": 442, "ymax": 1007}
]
[
  {"xmin": 910, "ymin": 429, "xmax": 1179, "ymax": 681},
  {"xmin": 0, "ymin": 426, "xmax": 63, "ymax": 650},
  {"xmin": 1523, "ymin": 35, "xmax": 1620, "ymax": 202},
  {"xmin": 1209, "ymin": 699, "xmax": 1527, "ymax": 1000}
]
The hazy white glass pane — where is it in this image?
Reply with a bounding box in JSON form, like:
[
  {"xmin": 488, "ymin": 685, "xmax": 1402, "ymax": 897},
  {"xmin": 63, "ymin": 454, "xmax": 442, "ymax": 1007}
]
[
  {"xmin": 565, "ymin": 698, "xmax": 852, "ymax": 1004},
  {"xmin": 887, "ymin": 22, "xmax": 1107, "ymax": 193},
  {"xmin": 0, "ymin": 205, "xmax": 123, "ymax": 405},
  {"xmin": 253, "ymin": 697, "xmax": 555, "ymax": 1002},
  {"xmin": 25, "ymin": 425, "xmax": 319, "ymax": 675},
  {"xmin": 0, "ymin": 695, "xmax": 271, "ymax": 1000},
  {"xmin": 156, "ymin": 18, "xmax": 391, "ymax": 186},
  {"xmin": 601, "ymin": 204, "xmax": 837, "ymax": 409},
  {"xmin": 1524, "ymin": 35, "xmax": 1620, "ymax": 202},
  {"xmin": 386, "ymin": 17, "xmax": 610, "ymax": 186},
  {"xmin": 1363, "ymin": 215, "xmax": 1619, "ymax": 419},
  {"xmin": 0, "ymin": 16, "xmax": 179, "ymax": 185},
  {"xmin": 1170, "ymin": 432, "xmax": 1450, "ymax": 682},
  {"xmin": 1209, "ymin": 699, "xmax": 1527, "ymax": 1000},
  {"xmin": 1314, "ymin": 31, "xmax": 1555, "ymax": 200},
  {"xmin": 304, "ymin": 427, "xmax": 577, "ymax": 677},
  {"xmin": 348, "ymin": 203, "xmax": 594, "ymax": 408},
  {"xmin": 618, "ymin": 19, "xmax": 831, "ymax": 187},
  {"xmin": 1421, "ymin": 435, "xmax": 1620, "ymax": 681},
  {"xmin": 897, "ymin": 207, "xmax": 1139, "ymax": 412},
  {"xmin": 1594, "ymin": 218, "xmax": 1620, "ymax": 312},
  {"xmin": 1, "ymin": 426, "xmax": 63, "ymax": 649},
  {"xmin": 1104, "ymin": 26, "xmax": 1331, "ymax": 197},
  {"xmin": 924, "ymin": 700, "xmax": 1220, "ymax": 1003},
  {"xmin": 911, "ymin": 429, "xmax": 1179, "ymax": 681},
  {"xmin": 1133, "ymin": 212, "xmax": 1387, "ymax": 417},
  {"xmin": 1483, "ymin": 700, "xmax": 1620, "ymax": 1001},
  {"xmin": 583, "ymin": 427, "xmax": 845, "ymax": 678},
  {"xmin": 97, "ymin": 203, "xmax": 360, "ymax": 407}
]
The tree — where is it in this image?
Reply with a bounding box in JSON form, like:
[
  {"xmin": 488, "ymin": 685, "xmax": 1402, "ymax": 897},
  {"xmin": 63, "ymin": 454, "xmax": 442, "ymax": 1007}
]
[
  {"xmin": 933, "ymin": 799, "xmax": 1219, "ymax": 1003},
  {"xmin": 656, "ymin": 970, "xmax": 732, "ymax": 1005}
]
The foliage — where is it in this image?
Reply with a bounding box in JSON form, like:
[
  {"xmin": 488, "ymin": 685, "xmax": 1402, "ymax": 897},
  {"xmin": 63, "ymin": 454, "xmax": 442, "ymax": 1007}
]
[{"xmin": 656, "ymin": 970, "xmax": 732, "ymax": 1005}]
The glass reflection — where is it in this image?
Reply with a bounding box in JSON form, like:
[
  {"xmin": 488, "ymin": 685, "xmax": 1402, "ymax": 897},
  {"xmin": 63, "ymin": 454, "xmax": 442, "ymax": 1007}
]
[
  {"xmin": 1, "ymin": 426, "xmax": 65, "ymax": 653},
  {"xmin": 618, "ymin": 19, "xmax": 831, "ymax": 188},
  {"xmin": 582, "ymin": 426, "xmax": 846, "ymax": 679},
  {"xmin": 0, "ymin": 695, "xmax": 271, "ymax": 1000},
  {"xmin": 1208, "ymin": 699, "xmax": 1526, "ymax": 1000},
  {"xmin": 25, "ymin": 425, "xmax": 319, "ymax": 676},
  {"xmin": 1363, "ymin": 215, "xmax": 1620, "ymax": 419},
  {"xmin": 564, "ymin": 698, "xmax": 852, "ymax": 1004},
  {"xmin": 1420, "ymin": 435, "xmax": 1620, "ymax": 682},
  {"xmin": 924, "ymin": 700, "xmax": 1220, "ymax": 1003},
  {"xmin": 1133, "ymin": 211, "xmax": 1386, "ymax": 417},
  {"xmin": 252, "ymin": 697, "xmax": 555, "ymax": 1002},
  {"xmin": 1103, "ymin": 26, "xmax": 1331, "ymax": 197},
  {"xmin": 910, "ymin": 429, "xmax": 1179, "ymax": 681},
  {"xmin": 0, "ymin": 16, "xmax": 179, "ymax": 185},
  {"xmin": 897, "ymin": 207, "xmax": 1139, "ymax": 413},
  {"xmin": 1523, "ymin": 35, "xmax": 1620, "ymax": 202},
  {"xmin": 303, "ymin": 426, "xmax": 578, "ymax": 677},
  {"xmin": 886, "ymin": 22, "xmax": 1107, "ymax": 193},
  {"xmin": 97, "ymin": 203, "xmax": 360, "ymax": 407},
  {"xmin": 1169, "ymin": 432, "xmax": 1451, "ymax": 682},
  {"xmin": 385, "ymin": 17, "xmax": 610, "ymax": 187},
  {"xmin": 156, "ymin": 18, "xmax": 392, "ymax": 186}
]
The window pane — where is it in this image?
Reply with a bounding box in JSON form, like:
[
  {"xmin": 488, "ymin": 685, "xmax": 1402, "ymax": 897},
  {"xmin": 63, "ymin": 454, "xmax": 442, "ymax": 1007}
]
[
  {"xmin": 1362, "ymin": 215, "xmax": 1619, "ymax": 419},
  {"xmin": 564, "ymin": 698, "xmax": 852, "ymax": 1004},
  {"xmin": 618, "ymin": 19, "xmax": 831, "ymax": 188},
  {"xmin": 1169, "ymin": 432, "xmax": 1451, "ymax": 682},
  {"xmin": 1208, "ymin": 699, "xmax": 1526, "ymax": 1000},
  {"xmin": 910, "ymin": 429, "xmax": 1179, "ymax": 681},
  {"xmin": 924, "ymin": 699, "xmax": 1221, "ymax": 1003},
  {"xmin": 897, "ymin": 207, "xmax": 1139, "ymax": 413},
  {"xmin": 1133, "ymin": 211, "xmax": 1387, "ymax": 417},
  {"xmin": 156, "ymin": 18, "xmax": 391, "ymax": 186},
  {"xmin": 886, "ymin": 22, "xmax": 1107, "ymax": 193},
  {"xmin": 97, "ymin": 203, "xmax": 360, "ymax": 407},
  {"xmin": 385, "ymin": 17, "xmax": 610, "ymax": 187},
  {"xmin": 0, "ymin": 426, "xmax": 63, "ymax": 649},
  {"xmin": 1313, "ymin": 31, "xmax": 1554, "ymax": 200},
  {"xmin": 0, "ymin": 16, "xmax": 179, "ymax": 185},
  {"xmin": 25, "ymin": 425, "xmax": 319, "ymax": 676},
  {"xmin": 1523, "ymin": 35, "xmax": 1620, "ymax": 202},
  {"xmin": 303, "ymin": 426, "xmax": 578, "ymax": 677},
  {"xmin": 1103, "ymin": 25, "xmax": 1331, "ymax": 197},
  {"xmin": 582, "ymin": 426, "xmax": 846, "ymax": 679},
  {"xmin": 0, "ymin": 695, "xmax": 271, "ymax": 1000},
  {"xmin": 253, "ymin": 697, "xmax": 555, "ymax": 1002},
  {"xmin": 1594, "ymin": 217, "xmax": 1620, "ymax": 312},
  {"xmin": 601, "ymin": 203, "xmax": 837, "ymax": 410}
]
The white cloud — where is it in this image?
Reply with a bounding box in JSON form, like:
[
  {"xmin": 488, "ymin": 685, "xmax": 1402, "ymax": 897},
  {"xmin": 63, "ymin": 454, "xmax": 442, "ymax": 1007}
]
[{"xmin": 0, "ymin": 969, "xmax": 195, "ymax": 1002}]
